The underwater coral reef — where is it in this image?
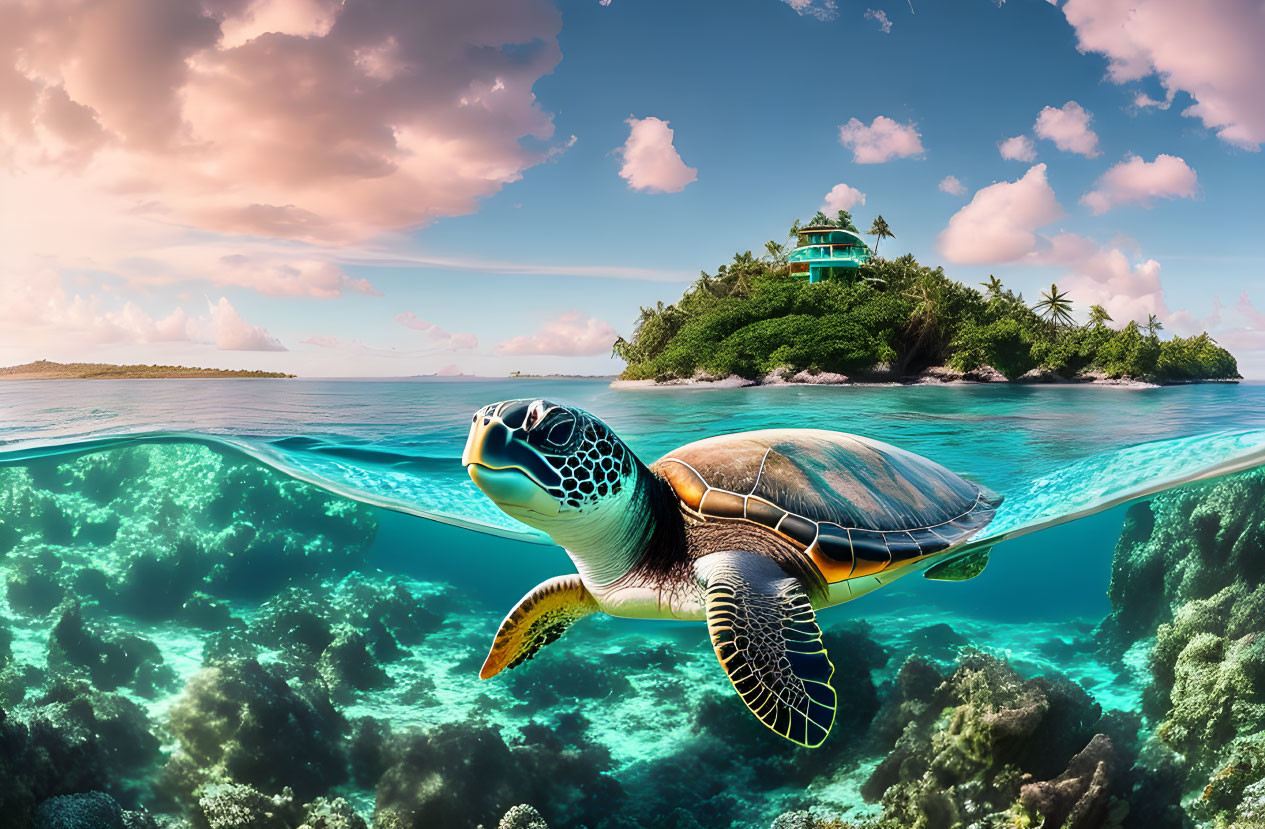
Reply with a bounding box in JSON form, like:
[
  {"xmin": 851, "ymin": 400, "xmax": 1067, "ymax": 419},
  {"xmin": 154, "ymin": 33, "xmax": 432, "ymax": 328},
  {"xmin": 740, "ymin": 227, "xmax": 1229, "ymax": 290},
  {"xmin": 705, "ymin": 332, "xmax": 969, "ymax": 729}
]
[{"xmin": 1, "ymin": 444, "xmax": 1264, "ymax": 828}]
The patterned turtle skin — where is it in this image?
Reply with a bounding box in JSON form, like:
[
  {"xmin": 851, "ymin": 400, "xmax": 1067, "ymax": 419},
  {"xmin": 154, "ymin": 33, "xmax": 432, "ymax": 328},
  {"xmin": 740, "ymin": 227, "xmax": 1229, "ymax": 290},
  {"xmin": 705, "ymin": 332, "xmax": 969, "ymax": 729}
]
[{"xmin": 651, "ymin": 429, "xmax": 1002, "ymax": 585}]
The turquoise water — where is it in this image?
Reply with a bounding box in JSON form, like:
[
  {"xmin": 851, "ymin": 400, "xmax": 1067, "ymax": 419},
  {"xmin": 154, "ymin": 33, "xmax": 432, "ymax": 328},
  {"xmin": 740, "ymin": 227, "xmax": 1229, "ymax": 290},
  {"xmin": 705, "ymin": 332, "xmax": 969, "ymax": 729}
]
[{"xmin": 2, "ymin": 379, "xmax": 1265, "ymax": 827}]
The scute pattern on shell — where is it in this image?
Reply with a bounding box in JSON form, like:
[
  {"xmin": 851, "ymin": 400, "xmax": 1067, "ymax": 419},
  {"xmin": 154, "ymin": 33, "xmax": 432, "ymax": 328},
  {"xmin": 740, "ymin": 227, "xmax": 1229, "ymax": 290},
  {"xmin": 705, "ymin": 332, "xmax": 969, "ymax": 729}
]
[{"xmin": 652, "ymin": 429, "xmax": 1002, "ymax": 583}]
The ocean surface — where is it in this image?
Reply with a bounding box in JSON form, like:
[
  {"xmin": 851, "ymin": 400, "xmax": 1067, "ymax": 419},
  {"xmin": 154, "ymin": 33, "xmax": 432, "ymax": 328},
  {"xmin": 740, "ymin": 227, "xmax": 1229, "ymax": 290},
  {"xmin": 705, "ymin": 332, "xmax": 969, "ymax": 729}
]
[{"xmin": 2, "ymin": 378, "xmax": 1265, "ymax": 828}]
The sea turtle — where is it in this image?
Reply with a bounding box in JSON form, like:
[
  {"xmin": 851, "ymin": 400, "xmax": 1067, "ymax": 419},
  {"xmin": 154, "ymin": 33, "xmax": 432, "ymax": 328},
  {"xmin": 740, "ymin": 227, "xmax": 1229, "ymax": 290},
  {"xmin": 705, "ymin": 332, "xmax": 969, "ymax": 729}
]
[{"xmin": 462, "ymin": 398, "xmax": 1002, "ymax": 747}]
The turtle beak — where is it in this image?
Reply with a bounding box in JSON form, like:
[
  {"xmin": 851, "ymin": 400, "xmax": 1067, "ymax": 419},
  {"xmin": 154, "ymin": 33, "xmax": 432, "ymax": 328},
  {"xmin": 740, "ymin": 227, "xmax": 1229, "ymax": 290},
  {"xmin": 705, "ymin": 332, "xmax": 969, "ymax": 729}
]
[{"xmin": 463, "ymin": 412, "xmax": 563, "ymax": 517}]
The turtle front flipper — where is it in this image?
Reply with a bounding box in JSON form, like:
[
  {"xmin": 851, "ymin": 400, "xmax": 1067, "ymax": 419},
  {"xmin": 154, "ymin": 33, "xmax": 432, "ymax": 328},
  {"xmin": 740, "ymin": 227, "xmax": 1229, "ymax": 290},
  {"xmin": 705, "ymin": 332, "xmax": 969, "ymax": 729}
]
[
  {"xmin": 697, "ymin": 552, "xmax": 837, "ymax": 748},
  {"xmin": 480, "ymin": 575, "xmax": 598, "ymax": 679}
]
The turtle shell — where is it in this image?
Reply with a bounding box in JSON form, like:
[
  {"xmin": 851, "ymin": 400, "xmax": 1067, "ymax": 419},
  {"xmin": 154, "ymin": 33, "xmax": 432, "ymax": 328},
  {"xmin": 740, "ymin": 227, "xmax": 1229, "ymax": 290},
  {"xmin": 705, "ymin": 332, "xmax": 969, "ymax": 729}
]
[{"xmin": 650, "ymin": 429, "xmax": 1001, "ymax": 583}]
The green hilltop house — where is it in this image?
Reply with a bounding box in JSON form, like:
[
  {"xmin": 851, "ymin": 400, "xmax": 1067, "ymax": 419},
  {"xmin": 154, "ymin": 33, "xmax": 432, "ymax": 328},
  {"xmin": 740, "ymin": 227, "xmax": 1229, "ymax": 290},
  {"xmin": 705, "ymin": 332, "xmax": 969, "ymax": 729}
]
[{"xmin": 787, "ymin": 225, "xmax": 873, "ymax": 283}]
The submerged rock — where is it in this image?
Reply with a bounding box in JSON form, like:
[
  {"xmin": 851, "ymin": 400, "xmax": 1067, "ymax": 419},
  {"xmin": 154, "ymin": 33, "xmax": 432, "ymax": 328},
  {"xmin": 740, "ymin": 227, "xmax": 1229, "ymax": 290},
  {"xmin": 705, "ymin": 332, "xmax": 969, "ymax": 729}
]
[
  {"xmin": 34, "ymin": 791, "xmax": 125, "ymax": 829},
  {"xmin": 862, "ymin": 651, "xmax": 1128, "ymax": 829},
  {"xmin": 374, "ymin": 716, "xmax": 619, "ymax": 829},
  {"xmin": 165, "ymin": 659, "xmax": 349, "ymax": 803},
  {"xmin": 498, "ymin": 804, "xmax": 549, "ymax": 829},
  {"xmin": 47, "ymin": 603, "xmax": 177, "ymax": 697}
]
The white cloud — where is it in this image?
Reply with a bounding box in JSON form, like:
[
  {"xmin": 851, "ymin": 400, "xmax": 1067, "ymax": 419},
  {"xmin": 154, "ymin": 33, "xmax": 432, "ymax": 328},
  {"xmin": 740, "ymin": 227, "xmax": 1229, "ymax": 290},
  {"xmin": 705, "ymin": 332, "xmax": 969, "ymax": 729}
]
[
  {"xmin": 496, "ymin": 312, "xmax": 618, "ymax": 357},
  {"xmin": 393, "ymin": 312, "xmax": 478, "ymax": 350},
  {"xmin": 998, "ymin": 135, "xmax": 1037, "ymax": 162},
  {"xmin": 780, "ymin": 0, "xmax": 838, "ymax": 20},
  {"xmin": 865, "ymin": 9, "xmax": 893, "ymax": 33},
  {"xmin": 838, "ymin": 116, "xmax": 924, "ymax": 164},
  {"xmin": 938, "ymin": 175, "xmax": 967, "ymax": 196},
  {"xmin": 616, "ymin": 116, "xmax": 698, "ymax": 194},
  {"xmin": 1034, "ymin": 101, "xmax": 1101, "ymax": 157},
  {"xmin": 1062, "ymin": 0, "xmax": 1265, "ymax": 149},
  {"xmin": 822, "ymin": 183, "xmax": 866, "ymax": 212},
  {"xmin": 208, "ymin": 298, "xmax": 287, "ymax": 351},
  {"xmin": 936, "ymin": 164, "xmax": 1062, "ymax": 264},
  {"xmin": 1080, "ymin": 154, "xmax": 1198, "ymax": 215}
]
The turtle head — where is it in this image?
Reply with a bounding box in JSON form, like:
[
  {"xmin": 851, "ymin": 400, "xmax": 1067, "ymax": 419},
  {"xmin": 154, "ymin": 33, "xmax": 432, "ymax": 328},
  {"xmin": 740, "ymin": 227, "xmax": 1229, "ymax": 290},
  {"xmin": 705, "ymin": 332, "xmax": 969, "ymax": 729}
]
[{"xmin": 463, "ymin": 399, "xmax": 639, "ymax": 535}]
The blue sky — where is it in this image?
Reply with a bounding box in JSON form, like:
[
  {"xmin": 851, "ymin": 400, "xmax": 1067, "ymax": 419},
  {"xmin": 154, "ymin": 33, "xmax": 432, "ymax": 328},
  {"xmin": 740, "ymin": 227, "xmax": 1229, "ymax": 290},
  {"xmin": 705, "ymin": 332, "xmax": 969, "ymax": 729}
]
[{"xmin": 3, "ymin": 0, "xmax": 1263, "ymax": 376}]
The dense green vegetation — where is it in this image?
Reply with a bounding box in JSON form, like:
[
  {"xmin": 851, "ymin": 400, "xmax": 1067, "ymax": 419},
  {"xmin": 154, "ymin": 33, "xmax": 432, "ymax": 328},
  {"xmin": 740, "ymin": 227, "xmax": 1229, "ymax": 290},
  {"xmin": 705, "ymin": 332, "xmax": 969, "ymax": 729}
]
[
  {"xmin": 613, "ymin": 214, "xmax": 1239, "ymax": 384},
  {"xmin": 0, "ymin": 360, "xmax": 294, "ymax": 379}
]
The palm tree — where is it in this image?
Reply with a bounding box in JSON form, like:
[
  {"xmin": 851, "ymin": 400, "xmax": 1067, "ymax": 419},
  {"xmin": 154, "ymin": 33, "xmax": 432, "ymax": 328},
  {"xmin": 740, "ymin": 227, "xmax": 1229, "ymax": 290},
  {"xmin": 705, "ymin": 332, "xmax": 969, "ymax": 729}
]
[
  {"xmin": 981, "ymin": 275, "xmax": 1003, "ymax": 299},
  {"xmin": 835, "ymin": 210, "xmax": 858, "ymax": 232},
  {"xmin": 1145, "ymin": 314, "xmax": 1164, "ymax": 337},
  {"xmin": 867, "ymin": 215, "xmax": 893, "ymax": 255},
  {"xmin": 763, "ymin": 240, "xmax": 789, "ymax": 270},
  {"xmin": 1032, "ymin": 284, "xmax": 1075, "ymax": 327},
  {"xmin": 1088, "ymin": 304, "xmax": 1113, "ymax": 327}
]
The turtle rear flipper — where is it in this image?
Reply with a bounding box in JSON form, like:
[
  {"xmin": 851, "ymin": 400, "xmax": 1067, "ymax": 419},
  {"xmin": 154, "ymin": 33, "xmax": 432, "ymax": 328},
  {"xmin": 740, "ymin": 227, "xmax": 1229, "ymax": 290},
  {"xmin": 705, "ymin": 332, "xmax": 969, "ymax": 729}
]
[
  {"xmin": 697, "ymin": 552, "xmax": 837, "ymax": 748},
  {"xmin": 480, "ymin": 575, "xmax": 598, "ymax": 679},
  {"xmin": 924, "ymin": 546, "xmax": 992, "ymax": 581}
]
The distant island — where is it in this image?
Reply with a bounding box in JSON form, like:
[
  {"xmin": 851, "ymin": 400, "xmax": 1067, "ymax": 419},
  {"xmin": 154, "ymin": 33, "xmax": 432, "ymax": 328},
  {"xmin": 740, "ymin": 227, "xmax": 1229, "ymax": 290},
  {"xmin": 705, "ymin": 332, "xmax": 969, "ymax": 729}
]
[
  {"xmin": 612, "ymin": 210, "xmax": 1239, "ymax": 388},
  {"xmin": 509, "ymin": 372, "xmax": 618, "ymax": 380},
  {"xmin": 0, "ymin": 360, "xmax": 295, "ymax": 380}
]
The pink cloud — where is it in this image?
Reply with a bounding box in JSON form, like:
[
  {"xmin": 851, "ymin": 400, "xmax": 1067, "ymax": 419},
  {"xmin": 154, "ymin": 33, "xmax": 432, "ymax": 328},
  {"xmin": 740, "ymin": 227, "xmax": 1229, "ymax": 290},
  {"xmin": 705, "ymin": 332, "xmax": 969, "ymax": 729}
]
[
  {"xmin": 208, "ymin": 297, "xmax": 287, "ymax": 351},
  {"xmin": 1080, "ymin": 154, "xmax": 1198, "ymax": 215},
  {"xmin": 0, "ymin": 269, "xmax": 285, "ymax": 352},
  {"xmin": 838, "ymin": 116, "xmax": 924, "ymax": 164},
  {"xmin": 822, "ymin": 182, "xmax": 866, "ymax": 212},
  {"xmin": 495, "ymin": 312, "xmax": 619, "ymax": 357},
  {"xmin": 936, "ymin": 164, "xmax": 1062, "ymax": 264},
  {"xmin": 617, "ymin": 116, "xmax": 697, "ymax": 194},
  {"xmin": 436, "ymin": 363, "xmax": 464, "ymax": 376},
  {"xmin": 998, "ymin": 135, "xmax": 1037, "ymax": 162},
  {"xmin": 393, "ymin": 312, "xmax": 478, "ymax": 351},
  {"xmin": 1062, "ymin": 0, "xmax": 1265, "ymax": 149},
  {"xmin": 0, "ymin": 0, "xmax": 569, "ymax": 304},
  {"xmin": 301, "ymin": 334, "xmax": 340, "ymax": 348},
  {"xmin": 1034, "ymin": 101, "xmax": 1101, "ymax": 157},
  {"xmin": 1042, "ymin": 235, "xmax": 1168, "ymax": 326},
  {"xmin": 938, "ymin": 176, "xmax": 967, "ymax": 196}
]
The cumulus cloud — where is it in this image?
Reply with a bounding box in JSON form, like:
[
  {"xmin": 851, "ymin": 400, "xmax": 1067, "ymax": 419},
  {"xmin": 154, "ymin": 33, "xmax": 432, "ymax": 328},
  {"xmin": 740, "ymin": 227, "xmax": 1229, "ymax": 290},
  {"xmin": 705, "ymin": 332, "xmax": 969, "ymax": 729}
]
[
  {"xmin": 936, "ymin": 164, "xmax": 1062, "ymax": 264},
  {"xmin": 865, "ymin": 9, "xmax": 893, "ymax": 33},
  {"xmin": 209, "ymin": 297, "xmax": 287, "ymax": 351},
  {"xmin": 1080, "ymin": 154, "xmax": 1198, "ymax": 215},
  {"xmin": 1041, "ymin": 234, "xmax": 1168, "ymax": 326},
  {"xmin": 1062, "ymin": 0, "xmax": 1265, "ymax": 149},
  {"xmin": 1034, "ymin": 101, "xmax": 1101, "ymax": 157},
  {"xmin": 998, "ymin": 135, "xmax": 1037, "ymax": 162},
  {"xmin": 0, "ymin": 267, "xmax": 285, "ymax": 353},
  {"xmin": 838, "ymin": 116, "xmax": 924, "ymax": 164},
  {"xmin": 496, "ymin": 312, "xmax": 618, "ymax": 357},
  {"xmin": 616, "ymin": 116, "xmax": 697, "ymax": 193},
  {"xmin": 301, "ymin": 334, "xmax": 340, "ymax": 349},
  {"xmin": 394, "ymin": 312, "xmax": 478, "ymax": 350},
  {"xmin": 0, "ymin": 0, "xmax": 566, "ymax": 244},
  {"xmin": 938, "ymin": 175, "xmax": 967, "ymax": 196},
  {"xmin": 780, "ymin": 0, "xmax": 838, "ymax": 20},
  {"xmin": 822, "ymin": 183, "xmax": 866, "ymax": 212}
]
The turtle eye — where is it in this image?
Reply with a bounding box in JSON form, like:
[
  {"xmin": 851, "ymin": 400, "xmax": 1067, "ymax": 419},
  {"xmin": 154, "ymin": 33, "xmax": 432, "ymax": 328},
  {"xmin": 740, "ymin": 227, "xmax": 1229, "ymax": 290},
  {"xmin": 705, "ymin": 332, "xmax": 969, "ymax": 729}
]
[
  {"xmin": 546, "ymin": 415, "xmax": 575, "ymax": 446},
  {"xmin": 524, "ymin": 400, "xmax": 547, "ymax": 431}
]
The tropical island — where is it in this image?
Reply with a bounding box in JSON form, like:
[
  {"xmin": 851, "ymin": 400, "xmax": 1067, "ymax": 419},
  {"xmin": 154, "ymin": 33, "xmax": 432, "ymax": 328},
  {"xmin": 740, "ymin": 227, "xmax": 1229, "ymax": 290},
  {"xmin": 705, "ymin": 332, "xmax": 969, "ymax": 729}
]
[
  {"xmin": 612, "ymin": 210, "xmax": 1239, "ymax": 387},
  {"xmin": 0, "ymin": 360, "xmax": 295, "ymax": 380}
]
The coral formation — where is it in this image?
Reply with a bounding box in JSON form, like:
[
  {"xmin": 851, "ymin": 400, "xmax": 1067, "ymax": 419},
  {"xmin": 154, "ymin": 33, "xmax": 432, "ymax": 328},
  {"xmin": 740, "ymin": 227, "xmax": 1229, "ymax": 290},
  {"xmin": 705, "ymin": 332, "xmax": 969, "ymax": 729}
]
[
  {"xmin": 165, "ymin": 659, "xmax": 349, "ymax": 803},
  {"xmin": 1104, "ymin": 469, "xmax": 1265, "ymax": 824}
]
